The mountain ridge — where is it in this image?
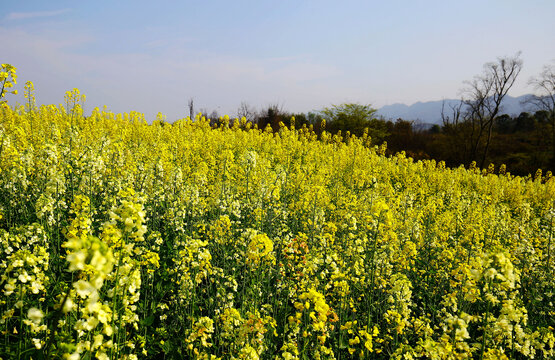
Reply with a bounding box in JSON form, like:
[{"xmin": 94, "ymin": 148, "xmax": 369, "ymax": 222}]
[{"xmin": 377, "ymin": 94, "xmax": 534, "ymax": 125}]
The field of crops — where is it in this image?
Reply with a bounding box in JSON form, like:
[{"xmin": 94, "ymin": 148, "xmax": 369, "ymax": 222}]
[{"xmin": 1, "ymin": 85, "xmax": 554, "ymax": 359}]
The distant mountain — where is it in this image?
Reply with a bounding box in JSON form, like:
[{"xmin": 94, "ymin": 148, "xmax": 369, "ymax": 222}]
[{"xmin": 377, "ymin": 94, "xmax": 533, "ymax": 125}]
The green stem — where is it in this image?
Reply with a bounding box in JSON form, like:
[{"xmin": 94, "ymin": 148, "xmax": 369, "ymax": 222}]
[
  {"xmin": 367, "ymin": 219, "xmax": 380, "ymax": 327},
  {"xmin": 479, "ymin": 282, "xmax": 492, "ymax": 360},
  {"xmin": 547, "ymin": 214, "xmax": 553, "ymax": 274},
  {"xmin": 17, "ymin": 285, "xmax": 26, "ymax": 360},
  {"xmin": 110, "ymin": 239, "xmax": 126, "ymax": 360}
]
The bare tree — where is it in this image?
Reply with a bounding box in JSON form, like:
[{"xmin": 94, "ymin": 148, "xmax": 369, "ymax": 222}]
[
  {"xmin": 188, "ymin": 98, "xmax": 195, "ymax": 120},
  {"xmin": 441, "ymin": 99, "xmax": 466, "ymax": 163},
  {"xmin": 458, "ymin": 53, "xmax": 523, "ymax": 168},
  {"xmin": 528, "ymin": 61, "xmax": 555, "ymax": 167},
  {"xmin": 236, "ymin": 101, "xmax": 257, "ymax": 123},
  {"xmin": 441, "ymin": 99, "xmax": 464, "ymax": 127}
]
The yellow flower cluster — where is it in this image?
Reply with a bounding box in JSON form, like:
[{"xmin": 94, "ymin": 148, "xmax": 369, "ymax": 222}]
[
  {"xmin": 0, "ymin": 224, "xmax": 49, "ymax": 351},
  {"xmin": 62, "ymin": 195, "xmax": 116, "ymax": 359},
  {"xmin": 0, "ymin": 64, "xmax": 18, "ymax": 101},
  {"xmin": 246, "ymin": 232, "xmax": 275, "ymax": 266}
]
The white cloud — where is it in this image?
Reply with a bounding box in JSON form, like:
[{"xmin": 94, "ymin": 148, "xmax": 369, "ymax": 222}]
[{"xmin": 6, "ymin": 9, "xmax": 70, "ymax": 21}]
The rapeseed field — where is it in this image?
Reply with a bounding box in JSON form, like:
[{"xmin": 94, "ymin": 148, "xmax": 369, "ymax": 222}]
[{"xmin": 1, "ymin": 67, "xmax": 554, "ymax": 359}]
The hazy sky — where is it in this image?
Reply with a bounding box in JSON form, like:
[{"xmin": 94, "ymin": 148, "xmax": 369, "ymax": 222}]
[{"xmin": 2, "ymin": 0, "xmax": 554, "ymax": 121}]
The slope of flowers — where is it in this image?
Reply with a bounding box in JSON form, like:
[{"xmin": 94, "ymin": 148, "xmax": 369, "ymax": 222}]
[{"xmin": 0, "ymin": 87, "xmax": 554, "ymax": 359}]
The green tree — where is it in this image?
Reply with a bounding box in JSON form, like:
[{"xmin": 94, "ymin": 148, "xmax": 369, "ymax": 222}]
[
  {"xmin": 320, "ymin": 103, "xmax": 388, "ymax": 143},
  {"xmin": 495, "ymin": 114, "xmax": 514, "ymax": 134}
]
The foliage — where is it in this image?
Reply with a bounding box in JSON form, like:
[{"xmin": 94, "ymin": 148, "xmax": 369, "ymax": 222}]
[{"xmin": 320, "ymin": 103, "xmax": 388, "ymax": 142}]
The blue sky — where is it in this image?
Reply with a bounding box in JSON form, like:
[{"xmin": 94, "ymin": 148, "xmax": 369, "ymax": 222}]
[{"xmin": 2, "ymin": 0, "xmax": 554, "ymax": 121}]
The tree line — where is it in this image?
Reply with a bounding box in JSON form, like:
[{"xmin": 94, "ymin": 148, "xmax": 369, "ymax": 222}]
[{"xmin": 197, "ymin": 54, "xmax": 554, "ymax": 177}]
